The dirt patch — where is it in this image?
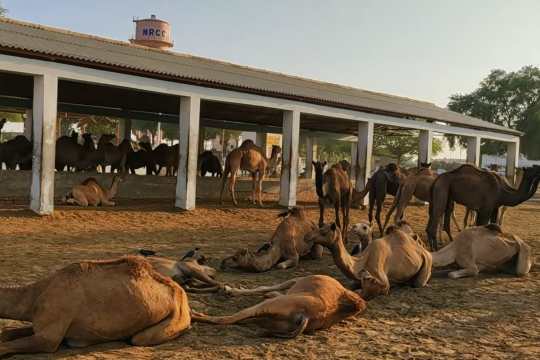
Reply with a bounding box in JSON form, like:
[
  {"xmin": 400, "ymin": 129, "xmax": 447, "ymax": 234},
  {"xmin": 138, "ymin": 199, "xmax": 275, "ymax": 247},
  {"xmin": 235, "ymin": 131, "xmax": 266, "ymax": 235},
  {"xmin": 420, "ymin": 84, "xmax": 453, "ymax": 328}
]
[{"xmin": 0, "ymin": 197, "xmax": 539, "ymax": 359}]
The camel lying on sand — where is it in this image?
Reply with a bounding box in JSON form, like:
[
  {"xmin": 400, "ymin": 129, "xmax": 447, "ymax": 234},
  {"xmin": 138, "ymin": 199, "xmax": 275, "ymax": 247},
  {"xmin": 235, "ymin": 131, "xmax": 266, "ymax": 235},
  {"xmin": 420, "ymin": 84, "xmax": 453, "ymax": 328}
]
[
  {"xmin": 431, "ymin": 224, "xmax": 532, "ymax": 279},
  {"xmin": 63, "ymin": 174, "xmax": 123, "ymax": 206},
  {"xmin": 192, "ymin": 275, "xmax": 366, "ymax": 338},
  {"xmin": 140, "ymin": 248, "xmax": 223, "ymax": 292},
  {"xmin": 0, "ymin": 257, "xmax": 190, "ymax": 356},
  {"xmin": 221, "ymin": 207, "xmax": 323, "ymax": 272},
  {"xmin": 307, "ymin": 221, "xmax": 432, "ymax": 299}
]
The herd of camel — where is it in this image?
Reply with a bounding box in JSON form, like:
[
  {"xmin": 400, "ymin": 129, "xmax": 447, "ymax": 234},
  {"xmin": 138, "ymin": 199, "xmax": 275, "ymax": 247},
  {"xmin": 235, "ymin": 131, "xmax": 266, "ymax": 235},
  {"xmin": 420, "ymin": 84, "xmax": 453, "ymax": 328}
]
[{"xmin": 0, "ymin": 137, "xmax": 539, "ymax": 356}]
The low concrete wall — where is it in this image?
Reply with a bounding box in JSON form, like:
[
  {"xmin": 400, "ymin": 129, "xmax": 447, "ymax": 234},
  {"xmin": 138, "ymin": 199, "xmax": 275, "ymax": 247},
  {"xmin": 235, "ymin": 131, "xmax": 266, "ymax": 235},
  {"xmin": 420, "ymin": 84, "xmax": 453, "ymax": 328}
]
[{"xmin": 0, "ymin": 170, "xmax": 316, "ymax": 202}]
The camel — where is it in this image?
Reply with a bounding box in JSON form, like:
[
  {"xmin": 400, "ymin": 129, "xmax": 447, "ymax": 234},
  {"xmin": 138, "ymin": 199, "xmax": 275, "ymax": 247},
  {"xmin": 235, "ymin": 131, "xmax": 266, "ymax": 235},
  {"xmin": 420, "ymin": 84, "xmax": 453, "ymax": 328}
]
[
  {"xmin": 431, "ymin": 224, "xmax": 532, "ymax": 279},
  {"xmin": 153, "ymin": 143, "xmax": 179, "ymax": 176},
  {"xmin": 426, "ymin": 164, "xmax": 540, "ymax": 250},
  {"xmin": 267, "ymin": 145, "xmax": 282, "ymax": 177},
  {"xmin": 312, "ymin": 161, "xmax": 352, "ymax": 239},
  {"xmin": 220, "ymin": 140, "xmax": 268, "ymax": 206},
  {"xmin": 198, "ymin": 150, "xmax": 223, "ymax": 177},
  {"xmin": 62, "ymin": 174, "xmax": 123, "ymax": 206},
  {"xmin": 55, "ymin": 131, "xmax": 81, "ymax": 172},
  {"xmin": 307, "ymin": 221, "xmax": 432, "ymax": 299},
  {"xmin": 191, "ymin": 275, "xmax": 366, "ymax": 338},
  {"xmin": 220, "ymin": 207, "xmax": 323, "ymax": 272},
  {"xmin": 127, "ymin": 142, "xmax": 155, "ymax": 175},
  {"xmin": 0, "ymin": 256, "xmax": 191, "ymax": 356},
  {"xmin": 139, "ymin": 248, "xmax": 223, "ymax": 292},
  {"xmin": 348, "ymin": 221, "xmax": 373, "ymax": 254},
  {"xmin": 366, "ymin": 163, "xmax": 403, "ymax": 236},
  {"xmin": 382, "ymin": 163, "xmax": 462, "ymax": 233}
]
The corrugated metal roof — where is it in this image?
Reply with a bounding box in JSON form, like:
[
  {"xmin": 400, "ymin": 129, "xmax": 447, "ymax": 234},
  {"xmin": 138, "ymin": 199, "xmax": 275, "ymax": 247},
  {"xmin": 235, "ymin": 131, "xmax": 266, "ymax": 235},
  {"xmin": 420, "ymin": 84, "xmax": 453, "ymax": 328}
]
[{"xmin": 0, "ymin": 17, "xmax": 521, "ymax": 136}]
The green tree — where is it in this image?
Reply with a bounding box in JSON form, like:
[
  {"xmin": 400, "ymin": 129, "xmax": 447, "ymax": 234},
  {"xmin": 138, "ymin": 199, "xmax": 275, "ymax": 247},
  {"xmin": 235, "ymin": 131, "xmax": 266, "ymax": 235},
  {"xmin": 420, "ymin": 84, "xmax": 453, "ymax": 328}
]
[
  {"xmin": 447, "ymin": 66, "xmax": 540, "ymax": 156},
  {"xmin": 0, "ymin": 2, "xmax": 6, "ymax": 17},
  {"xmin": 373, "ymin": 131, "xmax": 442, "ymax": 165}
]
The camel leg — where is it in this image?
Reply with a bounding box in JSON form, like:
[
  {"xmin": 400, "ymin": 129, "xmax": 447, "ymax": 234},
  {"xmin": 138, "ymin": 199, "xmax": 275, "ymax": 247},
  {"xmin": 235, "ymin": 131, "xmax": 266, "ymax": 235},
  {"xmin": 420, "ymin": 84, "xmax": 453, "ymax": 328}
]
[
  {"xmin": 318, "ymin": 200, "xmax": 325, "ymax": 227},
  {"xmin": 334, "ymin": 202, "xmax": 341, "ymax": 230},
  {"xmin": 180, "ymin": 269, "xmax": 221, "ymax": 287},
  {"xmin": 375, "ymin": 198, "xmax": 384, "ymax": 238},
  {"xmin": 360, "ymin": 270, "xmax": 390, "ymax": 300},
  {"xmin": 101, "ymin": 199, "xmax": 116, "ymax": 206},
  {"xmin": 275, "ymin": 255, "xmax": 299, "ymax": 270},
  {"xmin": 412, "ymin": 252, "xmax": 433, "ymax": 288},
  {"xmin": 0, "ymin": 326, "xmax": 34, "ymax": 342},
  {"xmin": 475, "ymin": 209, "xmax": 491, "ymax": 226},
  {"xmin": 497, "ymin": 206, "xmax": 508, "ymax": 226},
  {"xmin": 224, "ymin": 278, "xmax": 300, "ymax": 297},
  {"xmin": 443, "ymin": 202, "xmax": 454, "ymax": 243},
  {"xmin": 448, "ymin": 267, "xmax": 480, "ymax": 279},
  {"xmin": 310, "ymin": 244, "xmax": 324, "ymax": 260},
  {"xmin": 229, "ymin": 171, "xmax": 239, "ymax": 206},
  {"xmin": 131, "ymin": 293, "xmax": 190, "ymax": 346},
  {"xmin": 251, "ymin": 173, "xmax": 257, "ymax": 205},
  {"xmin": 451, "ymin": 210, "xmax": 462, "ymax": 232},
  {"xmin": 219, "ymin": 165, "xmax": 230, "ymax": 205},
  {"xmin": 382, "ymin": 200, "xmax": 397, "ymax": 234},
  {"xmin": 257, "ymin": 172, "xmax": 264, "ymax": 207}
]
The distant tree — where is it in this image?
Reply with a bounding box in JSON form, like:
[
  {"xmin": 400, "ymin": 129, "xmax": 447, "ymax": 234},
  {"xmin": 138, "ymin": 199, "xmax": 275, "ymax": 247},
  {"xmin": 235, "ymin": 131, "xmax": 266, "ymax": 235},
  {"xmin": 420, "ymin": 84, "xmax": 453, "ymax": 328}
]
[
  {"xmin": 373, "ymin": 131, "xmax": 442, "ymax": 165},
  {"xmin": 0, "ymin": 2, "xmax": 7, "ymax": 17},
  {"xmin": 447, "ymin": 66, "xmax": 540, "ymax": 157}
]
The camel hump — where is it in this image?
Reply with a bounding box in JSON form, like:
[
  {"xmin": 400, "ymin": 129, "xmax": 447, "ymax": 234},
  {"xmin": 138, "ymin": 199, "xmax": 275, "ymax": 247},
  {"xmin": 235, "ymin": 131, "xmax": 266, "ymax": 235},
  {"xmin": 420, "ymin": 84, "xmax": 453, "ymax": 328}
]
[
  {"xmin": 81, "ymin": 177, "xmax": 99, "ymax": 185},
  {"xmin": 485, "ymin": 223, "xmax": 503, "ymax": 233}
]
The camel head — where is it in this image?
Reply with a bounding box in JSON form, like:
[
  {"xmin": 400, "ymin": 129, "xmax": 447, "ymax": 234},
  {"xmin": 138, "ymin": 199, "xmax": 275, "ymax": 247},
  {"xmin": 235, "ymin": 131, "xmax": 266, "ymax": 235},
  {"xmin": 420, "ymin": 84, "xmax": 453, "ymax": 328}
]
[
  {"xmin": 271, "ymin": 145, "xmax": 282, "ymax": 157},
  {"xmin": 384, "ymin": 163, "xmax": 401, "ymax": 183},
  {"xmin": 220, "ymin": 248, "xmax": 253, "ymax": 270},
  {"xmin": 339, "ymin": 160, "xmax": 351, "ymax": 174},
  {"xmin": 349, "ymin": 221, "xmax": 373, "ymax": 251},
  {"xmin": 307, "ymin": 222, "xmax": 342, "ymax": 249},
  {"xmin": 312, "ymin": 160, "xmax": 327, "ymax": 174}
]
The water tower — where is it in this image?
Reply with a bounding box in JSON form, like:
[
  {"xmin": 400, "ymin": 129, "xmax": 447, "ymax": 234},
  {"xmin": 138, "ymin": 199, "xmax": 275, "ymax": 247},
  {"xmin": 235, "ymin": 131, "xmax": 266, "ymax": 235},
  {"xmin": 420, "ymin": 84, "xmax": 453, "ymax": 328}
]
[{"xmin": 130, "ymin": 14, "xmax": 173, "ymax": 50}]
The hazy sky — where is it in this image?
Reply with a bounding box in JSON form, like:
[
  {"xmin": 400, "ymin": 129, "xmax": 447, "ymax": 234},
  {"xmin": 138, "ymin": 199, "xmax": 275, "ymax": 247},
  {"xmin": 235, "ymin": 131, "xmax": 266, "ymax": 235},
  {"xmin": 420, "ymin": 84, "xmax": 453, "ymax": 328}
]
[{"xmin": 3, "ymin": 0, "xmax": 540, "ymax": 107}]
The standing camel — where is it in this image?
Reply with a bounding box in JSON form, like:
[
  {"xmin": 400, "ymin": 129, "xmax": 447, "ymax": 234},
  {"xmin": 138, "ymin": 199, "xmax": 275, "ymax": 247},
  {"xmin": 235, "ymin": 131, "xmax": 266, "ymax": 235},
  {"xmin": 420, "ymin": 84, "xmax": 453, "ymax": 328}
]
[
  {"xmin": 426, "ymin": 164, "xmax": 540, "ymax": 250},
  {"xmin": 367, "ymin": 163, "xmax": 402, "ymax": 236},
  {"xmin": 220, "ymin": 140, "xmax": 267, "ymax": 206},
  {"xmin": 312, "ymin": 161, "xmax": 352, "ymax": 239}
]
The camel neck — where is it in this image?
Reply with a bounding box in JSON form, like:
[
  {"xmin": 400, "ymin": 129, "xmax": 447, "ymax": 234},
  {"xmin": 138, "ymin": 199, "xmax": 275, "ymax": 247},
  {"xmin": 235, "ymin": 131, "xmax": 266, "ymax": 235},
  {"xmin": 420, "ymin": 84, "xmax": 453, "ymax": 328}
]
[
  {"xmin": 499, "ymin": 173, "xmax": 537, "ymax": 206},
  {"xmin": 0, "ymin": 280, "xmax": 46, "ymax": 321},
  {"xmin": 107, "ymin": 179, "xmax": 119, "ymax": 199},
  {"xmin": 329, "ymin": 236, "xmax": 363, "ymax": 282},
  {"xmin": 249, "ymin": 246, "xmax": 282, "ymax": 272},
  {"xmin": 315, "ymin": 170, "xmax": 324, "ymax": 198}
]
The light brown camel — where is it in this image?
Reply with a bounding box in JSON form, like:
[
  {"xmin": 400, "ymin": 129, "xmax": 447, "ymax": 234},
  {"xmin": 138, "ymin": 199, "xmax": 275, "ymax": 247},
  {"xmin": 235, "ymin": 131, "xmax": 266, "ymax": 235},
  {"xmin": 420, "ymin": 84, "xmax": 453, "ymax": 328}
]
[
  {"xmin": 220, "ymin": 207, "xmax": 323, "ymax": 272},
  {"xmin": 382, "ymin": 164, "xmax": 461, "ymax": 232},
  {"xmin": 431, "ymin": 224, "xmax": 532, "ymax": 279},
  {"xmin": 0, "ymin": 257, "xmax": 190, "ymax": 356},
  {"xmin": 312, "ymin": 161, "xmax": 352, "ymax": 239},
  {"xmin": 62, "ymin": 174, "xmax": 123, "ymax": 206},
  {"xmin": 307, "ymin": 221, "xmax": 432, "ymax": 299},
  {"xmin": 348, "ymin": 221, "xmax": 373, "ymax": 254},
  {"xmin": 426, "ymin": 164, "xmax": 540, "ymax": 250},
  {"xmin": 191, "ymin": 275, "xmax": 366, "ymax": 338},
  {"xmin": 220, "ymin": 140, "xmax": 267, "ymax": 206},
  {"xmin": 139, "ymin": 248, "xmax": 223, "ymax": 292}
]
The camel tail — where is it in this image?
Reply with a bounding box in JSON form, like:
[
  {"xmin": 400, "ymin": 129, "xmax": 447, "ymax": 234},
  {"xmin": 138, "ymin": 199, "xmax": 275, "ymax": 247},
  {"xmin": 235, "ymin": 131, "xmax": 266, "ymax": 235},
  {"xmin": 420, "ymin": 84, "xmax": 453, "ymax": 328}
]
[
  {"xmin": 512, "ymin": 235, "xmax": 532, "ymax": 276},
  {"xmin": 431, "ymin": 241, "xmax": 456, "ymax": 267}
]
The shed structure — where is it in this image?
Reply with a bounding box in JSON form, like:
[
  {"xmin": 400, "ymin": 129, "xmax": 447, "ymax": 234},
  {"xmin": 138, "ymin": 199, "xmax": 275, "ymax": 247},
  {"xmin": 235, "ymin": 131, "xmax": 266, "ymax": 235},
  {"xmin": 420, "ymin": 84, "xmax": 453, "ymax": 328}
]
[{"xmin": 0, "ymin": 17, "xmax": 522, "ymax": 214}]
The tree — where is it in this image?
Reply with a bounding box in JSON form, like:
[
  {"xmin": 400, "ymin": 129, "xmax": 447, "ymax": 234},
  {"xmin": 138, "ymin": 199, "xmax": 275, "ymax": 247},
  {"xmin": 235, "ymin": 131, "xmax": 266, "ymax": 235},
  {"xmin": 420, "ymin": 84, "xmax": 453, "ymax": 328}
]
[
  {"xmin": 373, "ymin": 131, "xmax": 442, "ymax": 165},
  {"xmin": 0, "ymin": 2, "xmax": 7, "ymax": 16},
  {"xmin": 447, "ymin": 66, "xmax": 540, "ymax": 157}
]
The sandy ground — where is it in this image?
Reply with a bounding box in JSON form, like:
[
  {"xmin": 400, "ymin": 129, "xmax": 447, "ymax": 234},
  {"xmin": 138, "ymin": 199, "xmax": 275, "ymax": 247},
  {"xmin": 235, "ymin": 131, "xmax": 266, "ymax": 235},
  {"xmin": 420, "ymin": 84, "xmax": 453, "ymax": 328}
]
[{"xmin": 0, "ymin": 192, "xmax": 539, "ymax": 359}]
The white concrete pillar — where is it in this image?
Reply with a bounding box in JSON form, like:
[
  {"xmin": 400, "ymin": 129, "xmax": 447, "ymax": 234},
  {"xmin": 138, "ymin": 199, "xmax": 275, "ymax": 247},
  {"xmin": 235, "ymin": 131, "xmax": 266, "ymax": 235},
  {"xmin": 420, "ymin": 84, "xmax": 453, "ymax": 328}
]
[
  {"xmin": 418, "ymin": 129, "xmax": 433, "ymax": 166},
  {"xmin": 30, "ymin": 74, "xmax": 58, "ymax": 215},
  {"xmin": 350, "ymin": 142, "xmax": 357, "ymax": 178},
  {"xmin": 156, "ymin": 121, "xmax": 162, "ymax": 144},
  {"xmin": 24, "ymin": 109, "xmax": 33, "ymax": 141},
  {"xmin": 506, "ymin": 140, "xmax": 519, "ymax": 183},
  {"xmin": 354, "ymin": 122, "xmax": 374, "ymax": 205},
  {"xmin": 256, "ymin": 132, "xmax": 268, "ymax": 157},
  {"xmin": 175, "ymin": 95, "xmax": 200, "ymax": 210},
  {"xmin": 305, "ymin": 136, "xmax": 316, "ymax": 179},
  {"xmin": 123, "ymin": 119, "xmax": 132, "ymax": 140},
  {"xmin": 466, "ymin": 136, "xmax": 481, "ymax": 166},
  {"xmin": 279, "ymin": 110, "xmax": 300, "ymax": 207}
]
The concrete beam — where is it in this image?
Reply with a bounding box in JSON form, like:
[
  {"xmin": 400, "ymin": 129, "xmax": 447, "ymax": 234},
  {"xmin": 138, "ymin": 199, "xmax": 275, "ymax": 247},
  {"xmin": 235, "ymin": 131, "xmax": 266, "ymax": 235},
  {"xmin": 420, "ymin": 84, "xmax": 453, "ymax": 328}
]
[
  {"xmin": 466, "ymin": 136, "xmax": 481, "ymax": 166},
  {"xmin": 279, "ymin": 110, "xmax": 300, "ymax": 207},
  {"xmin": 354, "ymin": 121, "xmax": 374, "ymax": 206},
  {"xmin": 30, "ymin": 73, "xmax": 58, "ymax": 215},
  {"xmin": 506, "ymin": 140, "xmax": 519, "ymax": 183},
  {"xmin": 305, "ymin": 136, "xmax": 316, "ymax": 179},
  {"xmin": 175, "ymin": 95, "xmax": 200, "ymax": 210},
  {"xmin": 418, "ymin": 129, "xmax": 433, "ymax": 166}
]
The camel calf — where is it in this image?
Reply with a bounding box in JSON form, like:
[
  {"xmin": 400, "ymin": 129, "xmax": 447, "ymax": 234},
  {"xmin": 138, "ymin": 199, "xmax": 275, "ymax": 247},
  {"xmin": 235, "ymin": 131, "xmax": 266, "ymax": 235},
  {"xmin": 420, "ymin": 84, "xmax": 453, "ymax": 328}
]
[
  {"xmin": 307, "ymin": 221, "xmax": 432, "ymax": 299},
  {"xmin": 63, "ymin": 174, "xmax": 123, "ymax": 206},
  {"xmin": 432, "ymin": 224, "xmax": 532, "ymax": 279},
  {"xmin": 192, "ymin": 275, "xmax": 366, "ymax": 338},
  {"xmin": 0, "ymin": 257, "xmax": 190, "ymax": 356}
]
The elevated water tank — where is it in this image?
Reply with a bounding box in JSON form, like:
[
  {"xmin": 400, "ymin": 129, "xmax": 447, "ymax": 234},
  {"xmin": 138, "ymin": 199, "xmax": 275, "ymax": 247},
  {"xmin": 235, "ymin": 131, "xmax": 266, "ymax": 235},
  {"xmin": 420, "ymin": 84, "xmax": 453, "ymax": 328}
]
[{"xmin": 130, "ymin": 14, "xmax": 173, "ymax": 50}]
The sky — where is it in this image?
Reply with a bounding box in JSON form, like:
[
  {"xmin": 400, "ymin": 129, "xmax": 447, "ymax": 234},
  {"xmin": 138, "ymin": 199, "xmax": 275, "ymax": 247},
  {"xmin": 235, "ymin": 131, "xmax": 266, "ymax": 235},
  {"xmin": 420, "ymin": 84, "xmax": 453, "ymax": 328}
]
[{"xmin": 2, "ymin": 0, "xmax": 540, "ymax": 107}]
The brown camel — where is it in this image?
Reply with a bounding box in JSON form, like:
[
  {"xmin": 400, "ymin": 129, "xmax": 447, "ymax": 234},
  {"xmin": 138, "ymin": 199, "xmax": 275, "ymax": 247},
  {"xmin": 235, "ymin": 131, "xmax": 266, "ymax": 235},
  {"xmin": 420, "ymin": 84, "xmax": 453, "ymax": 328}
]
[
  {"xmin": 191, "ymin": 275, "xmax": 366, "ymax": 338},
  {"xmin": 348, "ymin": 221, "xmax": 373, "ymax": 254},
  {"xmin": 220, "ymin": 207, "xmax": 323, "ymax": 272},
  {"xmin": 220, "ymin": 140, "xmax": 267, "ymax": 206},
  {"xmin": 307, "ymin": 221, "xmax": 432, "ymax": 299},
  {"xmin": 140, "ymin": 248, "xmax": 223, "ymax": 292},
  {"xmin": 0, "ymin": 257, "xmax": 191, "ymax": 356},
  {"xmin": 267, "ymin": 145, "xmax": 282, "ymax": 177},
  {"xmin": 312, "ymin": 161, "xmax": 352, "ymax": 238},
  {"xmin": 432, "ymin": 224, "xmax": 532, "ymax": 279},
  {"xmin": 382, "ymin": 163, "xmax": 462, "ymax": 232},
  {"xmin": 62, "ymin": 174, "xmax": 123, "ymax": 206},
  {"xmin": 426, "ymin": 164, "xmax": 540, "ymax": 250}
]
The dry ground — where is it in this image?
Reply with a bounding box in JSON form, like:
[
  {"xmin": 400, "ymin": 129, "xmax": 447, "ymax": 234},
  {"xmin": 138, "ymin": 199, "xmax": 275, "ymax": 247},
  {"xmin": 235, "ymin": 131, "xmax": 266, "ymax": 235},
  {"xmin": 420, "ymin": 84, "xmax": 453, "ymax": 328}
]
[{"xmin": 0, "ymin": 194, "xmax": 539, "ymax": 359}]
